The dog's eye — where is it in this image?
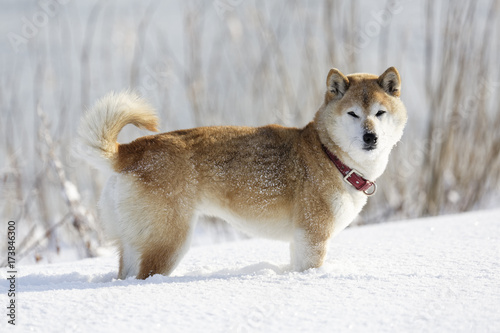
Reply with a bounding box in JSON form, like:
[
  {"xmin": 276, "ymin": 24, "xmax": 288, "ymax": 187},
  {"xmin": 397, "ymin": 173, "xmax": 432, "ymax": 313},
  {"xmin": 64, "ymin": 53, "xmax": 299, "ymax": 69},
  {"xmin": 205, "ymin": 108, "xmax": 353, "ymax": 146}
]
[
  {"xmin": 348, "ymin": 111, "xmax": 359, "ymax": 119},
  {"xmin": 376, "ymin": 110, "xmax": 386, "ymax": 117}
]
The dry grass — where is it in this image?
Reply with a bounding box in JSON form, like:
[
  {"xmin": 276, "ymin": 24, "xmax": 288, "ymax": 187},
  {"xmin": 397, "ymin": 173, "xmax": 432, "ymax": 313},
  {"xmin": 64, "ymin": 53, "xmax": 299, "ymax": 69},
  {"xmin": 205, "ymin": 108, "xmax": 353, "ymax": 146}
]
[
  {"xmin": 1, "ymin": 0, "xmax": 499, "ymax": 263},
  {"xmin": 363, "ymin": 0, "xmax": 500, "ymax": 223}
]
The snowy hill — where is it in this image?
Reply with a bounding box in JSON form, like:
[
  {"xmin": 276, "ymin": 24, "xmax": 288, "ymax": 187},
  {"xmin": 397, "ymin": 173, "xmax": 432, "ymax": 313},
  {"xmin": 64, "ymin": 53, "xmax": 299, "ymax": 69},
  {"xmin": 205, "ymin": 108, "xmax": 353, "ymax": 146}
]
[{"xmin": 2, "ymin": 209, "xmax": 500, "ymax": 332}]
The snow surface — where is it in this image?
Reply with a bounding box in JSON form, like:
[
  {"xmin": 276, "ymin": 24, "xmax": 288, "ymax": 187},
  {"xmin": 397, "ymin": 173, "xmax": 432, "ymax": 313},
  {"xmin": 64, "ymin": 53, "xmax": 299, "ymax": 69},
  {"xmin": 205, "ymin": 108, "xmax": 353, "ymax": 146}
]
[{"xmin": 2, "ymin": 209, "xmax": 500, "ymax": 333}]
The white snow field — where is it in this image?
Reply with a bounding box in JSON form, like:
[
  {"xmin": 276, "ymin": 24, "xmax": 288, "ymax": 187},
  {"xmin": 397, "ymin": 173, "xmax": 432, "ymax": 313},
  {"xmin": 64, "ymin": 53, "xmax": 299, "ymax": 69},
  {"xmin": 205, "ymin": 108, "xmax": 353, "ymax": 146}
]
[{"xmin": 2, "ymin": 209, "xmax": 500, "ymax": 333}]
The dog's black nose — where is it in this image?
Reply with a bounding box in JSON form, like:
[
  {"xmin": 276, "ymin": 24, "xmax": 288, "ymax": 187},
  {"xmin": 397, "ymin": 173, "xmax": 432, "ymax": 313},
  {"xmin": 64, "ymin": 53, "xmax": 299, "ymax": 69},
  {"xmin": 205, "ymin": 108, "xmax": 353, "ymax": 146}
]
[{"xmin": 363, "ymin": 133, "xmax": 377, "ymax": 149}]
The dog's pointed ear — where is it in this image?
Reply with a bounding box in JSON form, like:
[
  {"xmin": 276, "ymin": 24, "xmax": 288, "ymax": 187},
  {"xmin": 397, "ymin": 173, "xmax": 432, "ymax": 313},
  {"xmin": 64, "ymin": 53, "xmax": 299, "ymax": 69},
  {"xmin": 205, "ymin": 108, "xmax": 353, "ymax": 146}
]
[
  {"xmin": 378, "ymin": 67, "xmax": 401, "ymax": 97},
  {"xmin": 326, "ymin": 68, "xmax": 349, "ymax": 102}
]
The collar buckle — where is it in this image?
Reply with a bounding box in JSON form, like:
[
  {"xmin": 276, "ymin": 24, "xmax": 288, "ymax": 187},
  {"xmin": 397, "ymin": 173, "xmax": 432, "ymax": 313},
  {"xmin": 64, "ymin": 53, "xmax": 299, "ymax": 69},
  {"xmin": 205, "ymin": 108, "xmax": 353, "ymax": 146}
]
[
  {"xmin": 322, "ymin": 144, "xmax": 377, "ymax": 197},
  {"xmin": 343, "ymin": 169, "xmax": 361, "ymax": 184}
]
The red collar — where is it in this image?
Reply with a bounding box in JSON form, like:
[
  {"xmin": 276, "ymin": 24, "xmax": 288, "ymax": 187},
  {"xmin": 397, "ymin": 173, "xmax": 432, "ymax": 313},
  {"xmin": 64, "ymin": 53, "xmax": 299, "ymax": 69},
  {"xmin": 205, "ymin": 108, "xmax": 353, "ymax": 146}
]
[{"xmin": 322, "ymin": 145, "xmax": 377, "ymax": 196}]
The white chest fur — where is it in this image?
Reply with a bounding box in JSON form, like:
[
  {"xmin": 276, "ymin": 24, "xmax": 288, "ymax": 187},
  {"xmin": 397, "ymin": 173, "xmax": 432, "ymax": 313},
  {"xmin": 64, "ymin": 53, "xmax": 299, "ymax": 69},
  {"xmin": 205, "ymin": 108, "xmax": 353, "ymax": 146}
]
[{"xmin": 330, "ymin": 189, "xmax": 367, "ymax": 238}]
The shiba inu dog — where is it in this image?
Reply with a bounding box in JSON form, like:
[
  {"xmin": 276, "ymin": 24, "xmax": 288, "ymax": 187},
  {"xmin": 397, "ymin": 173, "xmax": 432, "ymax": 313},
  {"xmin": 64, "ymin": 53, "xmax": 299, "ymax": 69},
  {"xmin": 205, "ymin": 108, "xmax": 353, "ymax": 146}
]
[{"xmin": 78, "ymin": 67, "xmax": 407, "ymax": 279}]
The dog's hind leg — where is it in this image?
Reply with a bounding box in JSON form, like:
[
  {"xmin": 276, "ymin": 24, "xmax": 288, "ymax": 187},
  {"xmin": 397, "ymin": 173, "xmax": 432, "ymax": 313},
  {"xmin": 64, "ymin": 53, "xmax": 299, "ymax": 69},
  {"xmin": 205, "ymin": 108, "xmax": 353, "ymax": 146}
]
[
  {"xmin": 117, "ymin": 241, "xmax": 141, "ymax": 279},
  {"xmin": 109, "ymin": 173, "xmax": 197, "ymax": 279},
  {"xmin": 136, "ymin": 211, "xmax": 196, "ymax": 279},
  {"xmin": 98, "ymin": 176, "xmax": 141, "ymax": 279}
]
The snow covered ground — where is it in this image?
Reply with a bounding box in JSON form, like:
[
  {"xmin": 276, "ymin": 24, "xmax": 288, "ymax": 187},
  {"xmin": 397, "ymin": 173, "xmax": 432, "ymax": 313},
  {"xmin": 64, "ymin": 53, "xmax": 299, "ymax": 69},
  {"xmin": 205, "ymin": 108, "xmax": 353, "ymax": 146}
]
[{"xmin": 2, "ymin": 209, "xmax": 500, "ymax": 332}]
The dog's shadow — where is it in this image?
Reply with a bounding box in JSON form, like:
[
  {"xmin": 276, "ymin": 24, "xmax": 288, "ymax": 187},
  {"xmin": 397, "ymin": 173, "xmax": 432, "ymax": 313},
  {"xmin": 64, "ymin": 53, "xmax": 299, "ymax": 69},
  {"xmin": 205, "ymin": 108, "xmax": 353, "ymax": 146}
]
[
  {"xmin": 179, "ymin": 261, "xmax": 290, "ymax": 280},
  {"xmin": 12, "ymin": 261, "xmax": 291, "ymax": 294}
]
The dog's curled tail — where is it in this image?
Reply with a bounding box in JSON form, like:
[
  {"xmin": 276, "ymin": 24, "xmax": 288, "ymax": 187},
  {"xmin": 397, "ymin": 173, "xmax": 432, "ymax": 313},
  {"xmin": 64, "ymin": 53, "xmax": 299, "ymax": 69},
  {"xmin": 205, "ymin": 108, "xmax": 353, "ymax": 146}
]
[{"xmin": 77, "ymin": 91, "xmax": 159, "ymax": 171}]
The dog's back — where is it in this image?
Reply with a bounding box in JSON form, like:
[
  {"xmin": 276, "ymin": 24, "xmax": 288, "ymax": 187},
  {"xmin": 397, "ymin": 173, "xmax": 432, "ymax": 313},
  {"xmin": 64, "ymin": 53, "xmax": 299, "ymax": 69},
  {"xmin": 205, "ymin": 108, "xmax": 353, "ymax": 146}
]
[{"xmin": 115, "ymin": 125, "xmax": 299, "ymax": 217}]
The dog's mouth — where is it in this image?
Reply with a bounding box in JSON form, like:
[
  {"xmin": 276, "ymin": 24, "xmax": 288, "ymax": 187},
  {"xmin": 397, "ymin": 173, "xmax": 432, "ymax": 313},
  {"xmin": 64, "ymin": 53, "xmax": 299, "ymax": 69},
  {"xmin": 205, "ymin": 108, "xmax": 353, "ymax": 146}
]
[{"xmin": 363, "ymin": 145, "xmax": 377, "ymax": 151}]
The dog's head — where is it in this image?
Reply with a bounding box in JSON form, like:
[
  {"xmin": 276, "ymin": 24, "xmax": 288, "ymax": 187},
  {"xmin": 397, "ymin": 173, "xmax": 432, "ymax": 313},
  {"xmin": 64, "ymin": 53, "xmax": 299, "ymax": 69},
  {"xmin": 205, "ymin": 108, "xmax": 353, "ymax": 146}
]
[{"xmin": 317, "ymin": 67, "xmax": 407, "ymax": 162}]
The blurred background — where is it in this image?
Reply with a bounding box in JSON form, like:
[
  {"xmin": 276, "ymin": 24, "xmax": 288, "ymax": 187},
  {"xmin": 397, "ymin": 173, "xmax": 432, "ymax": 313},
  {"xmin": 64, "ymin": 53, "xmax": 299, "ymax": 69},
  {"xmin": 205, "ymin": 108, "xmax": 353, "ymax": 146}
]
[{"xmin": 1, "ymin": 0, "xmax": 499, "ymax": 265}]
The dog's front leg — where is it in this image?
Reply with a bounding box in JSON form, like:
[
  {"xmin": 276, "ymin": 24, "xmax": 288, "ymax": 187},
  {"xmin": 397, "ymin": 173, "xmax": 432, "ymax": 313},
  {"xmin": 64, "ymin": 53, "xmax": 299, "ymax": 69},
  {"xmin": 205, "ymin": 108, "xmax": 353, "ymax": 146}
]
[{"xmin": 290, "ymin": 227, "xmax": 331, "ymax": 272}]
